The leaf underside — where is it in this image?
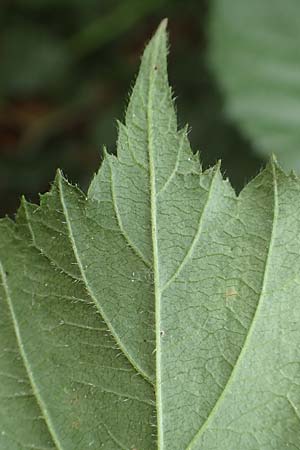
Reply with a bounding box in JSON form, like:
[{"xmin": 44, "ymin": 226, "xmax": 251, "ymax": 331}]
[{"xmin": 1, "ymin": 19, "xmax": 300, "ymax": 450}]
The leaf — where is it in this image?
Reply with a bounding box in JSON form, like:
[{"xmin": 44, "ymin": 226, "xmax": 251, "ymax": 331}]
[
  {"xmin": 208, "ymin": 0, "xmax": 300, "ymax": 171},
  {"xmin": 1, "ymin": 19, "xmax": 300, "ymax": 450}
]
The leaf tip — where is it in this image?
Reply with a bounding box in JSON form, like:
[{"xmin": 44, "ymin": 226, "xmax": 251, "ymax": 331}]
[
  {"xmin": 54, "ymin": 168, "xmax": 63, "ymax": 183},
  {"xmin": 102, "ymin": 145, "xmax": 109, "ymax": 158},
  {"xmin": 20, "ymin": 194, "xmax": 27, "ymax": 206},
  {"xmin": 215, "ymin": 159, "xmax": 222, "ymax": 170},
  {"xmin": 158, "ymin": 18, "xmax": 168, "ymax": 33},
  {"xmin": 270, "ymin": 153, "xmax": 278, "ymax": 165},
  {"xmin": 146, "ymin": 18, "xmax": 169, "ymax": 58},
  {"xmin": 268, "ymin": 152, "xmax": 285, "ymax": 174}
]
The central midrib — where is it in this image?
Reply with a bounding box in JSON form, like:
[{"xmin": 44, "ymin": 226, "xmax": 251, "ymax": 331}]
[{"xmin": 146, "ymin": 33, "xmax": 164, "ymax": 449}]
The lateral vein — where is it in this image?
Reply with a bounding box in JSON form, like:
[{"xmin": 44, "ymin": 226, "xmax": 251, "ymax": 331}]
[
  {"xmin": 57, "ymin": 175, "xmax": 153, "ymax": 386},
  {"xmin": 0, "ymin": 261, "xmax": 61, "ymax": 450},
  {"xmin": 161, "ymin": 166, "xmax": 220, "ymax": 293},
  {"xmin": 185, "ymin": 162, "xmax": 279, "ymax": 449}
]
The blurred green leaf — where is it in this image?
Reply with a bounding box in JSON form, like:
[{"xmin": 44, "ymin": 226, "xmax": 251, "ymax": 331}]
[
  {"xmin": 209, "ymin": 0, "xmax": 300, "ymax": 171},
  {"xmin": 11, "ymin": 0, "xmax": 101, "ymax": 9},
  {"xmin": 0, "ymin": 0, "xmax": 265, "ymax": 219},
  {"xmin": 69, "ymin": 0, "xmax": 169, "ymax": 57}
]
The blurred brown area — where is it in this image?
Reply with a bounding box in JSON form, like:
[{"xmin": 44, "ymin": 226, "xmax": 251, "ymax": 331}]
[{"xmin": 0, "ymin": 0, "xmax": 263, "ymax": 217}]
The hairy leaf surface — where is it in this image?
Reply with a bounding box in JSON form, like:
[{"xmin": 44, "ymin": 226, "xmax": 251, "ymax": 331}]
[{"xmin": 1, "ymin": 20, "xmax": 300, "ymax": 450}]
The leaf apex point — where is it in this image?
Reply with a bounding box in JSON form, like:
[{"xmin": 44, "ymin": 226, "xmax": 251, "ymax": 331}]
[
  {"xmin": 215, "ymin": 159, "xmax": 222, "ymax": 170},
  {"xmin": 270, "ymin": 153, "xmax": 278, "ymax": 164},
  {"xmin": 158, "ymin": 18, "xmax": 168, "ymax": 32},
  {"xmin": 150, "ymin": 18, "xmax": 169, "ymax": 48},
  {"xmin": 54, "ymin": 168, "xmax": 63, "ymax": 182},
  {"xmin": 268, "ymin": 153, "xmax": 286, "ymax": 173},
  {"xmin": 182, "ymin": 124, "xmax": 190, "ymax": 134},
  {"xmin": 20, "ymin": 194, "xmax": 27, "ymax": 204}
]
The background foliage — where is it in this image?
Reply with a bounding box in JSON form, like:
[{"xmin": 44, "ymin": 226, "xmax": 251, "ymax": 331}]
[
  {"xmin": 3, "ymin": 0, "xmax": 299, "ymax": 216},
  {"xmin": 209, "ymin": 0, "xmax": 300, "ymax": 172}
]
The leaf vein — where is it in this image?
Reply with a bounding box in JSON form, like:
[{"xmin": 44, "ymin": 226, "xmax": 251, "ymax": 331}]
[
  {"xmin": 185, "ymin": 161, "xmax": 279, "ymax": 449},
  {"xmin": 57, "ymin": 175, "xmax": 153, "ymax": 386},
  {"xmin": 0, "ymin": 262, "xmax": 62, "ymax": 450},
  {"xmin": 108, "ymin": 157, "xmax": 152, "ymax": 268},
  {"xmin": 161, "ymin": 165, "xmax": 220, "ymax": 293}
]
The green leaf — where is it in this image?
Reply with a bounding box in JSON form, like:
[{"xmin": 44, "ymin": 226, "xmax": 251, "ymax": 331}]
[
  {"xmin": 209, "ymin": 0, "xmax": 300, "ymax": 171},
  {"xmin": 1, "ymin": 19, "xmax": 300, "ymax": 449}
]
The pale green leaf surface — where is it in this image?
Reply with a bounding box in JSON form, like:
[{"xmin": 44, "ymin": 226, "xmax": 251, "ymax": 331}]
[
  {"xmin": 0, "ymin": 196, "xmax": 155, "ymax": 449},
  {"xmin": 209, "ymin": 0, "xmax": 300, "ymax": 171},
  {"xmin": 0, "ymin": 220, "xmax": 55, "ymax": 450},
  {"xmin": 1, "ymin": 20, "xmax": 300, "ymax": 450}
]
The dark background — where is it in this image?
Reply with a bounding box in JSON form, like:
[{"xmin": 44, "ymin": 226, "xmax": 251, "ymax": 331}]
[{"xmin": 0, "ymin": 0, "xmax": 263, "ymax": 217}]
